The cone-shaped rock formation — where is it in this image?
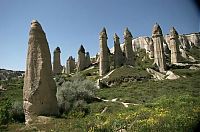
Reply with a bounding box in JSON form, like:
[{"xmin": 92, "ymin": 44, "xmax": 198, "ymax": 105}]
[{"xmin": 23, "ymin": 20, "xmax": 58, "ymax": 124}]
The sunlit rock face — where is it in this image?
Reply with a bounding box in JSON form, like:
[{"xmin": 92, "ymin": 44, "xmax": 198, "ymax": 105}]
[
  {"xmin": 169, "ymin": 27, "xmax": 181, "ymax": 64},
  {"xmin": 124, "ymin": 28, "xmax": 135, "ymax": 66},
  {"xmin": 152, "ymin": 23, "xmax": 166, "ymax": 72},
  {"xmin": 77, "ymin": 45, "xmax": 86, "ymax": 71},
  {"xmin": 23, "ymin": 20, "xmax": 58, "ymax": 124},
  {"xmin": 99, "ymin": 27, "xmax": 110, "ymax": 76},
  {"xmin": 113, "ymin": 33, "xmax": 124, "ymax": 68},
  {"xmin": 53, "ymin": 47, "xmax": 63, "ymax": 74}
]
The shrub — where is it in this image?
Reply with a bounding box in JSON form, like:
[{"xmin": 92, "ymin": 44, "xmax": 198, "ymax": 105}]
[
  {"xmin": 11, "ymin": 101, "xmax": 25, "ymax": 123},
  {"xmin": 56, "ymin": 74, "xmax": 97, "ymax": 116},
  {"xmin": 0, "ymin": 99, "xmax": 12, "ymax": 125}
]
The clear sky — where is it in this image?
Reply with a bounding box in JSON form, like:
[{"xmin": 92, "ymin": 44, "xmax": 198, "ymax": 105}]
[{"xmin": 0, "ymin": 0, "xmax": 199, "ymax": 71}]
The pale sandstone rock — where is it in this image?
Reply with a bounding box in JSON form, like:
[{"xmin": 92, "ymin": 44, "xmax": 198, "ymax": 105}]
[
  {"xmin": 124, "ymin": 27, "xmax": 135, "ymax": 66},
  {"xmin": 66, "ymin": 56, "xmax": 76, "ymax": 74},
  {"xmin": 169, "ymin": 27, "xmax": 181, "ymax": 64},
  {"xmin": 99, "ymin": 27, "xmax": 110, "ymax": 76},
  {"xmin": 152, "ymin": 23, "xmax": 166, "ymax": 72},
  {"xmin": 23, "ymin": 20, "xmax": 58, "ymax": 124},
  {"xmin": 77, "ymin": 45, "xmax": 86, "ymax": 71},
  {"xmin": 165, "ymin": 71, "xmax": 180, "ymax": 80},
  {"xmin": 114, "ymin": 33, "xmax": 124, "ymax": 68}
]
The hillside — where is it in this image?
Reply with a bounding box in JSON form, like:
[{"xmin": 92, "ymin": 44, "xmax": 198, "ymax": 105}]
[{"xmin": 0, "ymin": 65, "xmax": 200, "ymax": 131}]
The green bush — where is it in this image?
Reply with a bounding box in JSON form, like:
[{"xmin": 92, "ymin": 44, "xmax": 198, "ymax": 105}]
[
  {"xmin": 56, "ymin": 74, "xmax": 97, "ymax": 116},
  {"xmin": 0, "ymin": 99, "xmax": 12, "ymax": 125},
  {"xmin": 11, "ymin": 101, "xmax": 25, "ymax": 123}
]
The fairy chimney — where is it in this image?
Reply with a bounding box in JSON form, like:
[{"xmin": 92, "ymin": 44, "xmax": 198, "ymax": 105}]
[
  {"xmin": 85, "ymin": 52, "xmax": 91, "ymax": 68},
  {"xmin": 23, "ymin": 20, "xmax": 58, "ymax": 124},
  {"xmin": 77, "ymin": 45, "xmax": 86, "ymax": 71},
  {"xmin": 124, "ymin": 27, "xmax": 134, "ymax": 66},
  {"xmin": 66, "ymin": 56, "xmax": 76, "ymax": 74},
  {"xmin": 114, "ymin": 33, "xmax": 124, "ymax": 68},
  {"xmin": 53, "ymin": 47, "xmax": 62, "ymax": 74},
  {"xmin": 169, "ymin": 27, "xmax": 181, "ymax": 64},
  {"xmin": 152, "ymin": 23, "xmax": 166, "ymax": 72},
  {"xmin": 99, "ymin": 27, "xmax": 110, "ymax": 76}
]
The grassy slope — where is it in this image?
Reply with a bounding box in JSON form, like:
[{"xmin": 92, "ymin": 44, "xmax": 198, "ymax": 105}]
[{"xmin": 2, "ymin": 69, "xmax": 199, "ymax": 131}]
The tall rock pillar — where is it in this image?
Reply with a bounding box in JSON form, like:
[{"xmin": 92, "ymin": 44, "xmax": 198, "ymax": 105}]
[
  {"xmin": 66, "ymin": 56, "xmax": 76, "ymax": 74},
  {"xmin": 85, "ymin": 52, "xmax": 91, "ymax": 68},
  {"xmin": 169, "ymin": 27, "xmax": 181, "ymax": 64},
  {"xmin": 124, "ymin": 28, "xmax": 134, "ymax": 66},
  {"xmin": 152, "ymin": 23, "xmax": 166, "ymax": 72},
  {"xmin": 114, "ymin": 33, "xmax": 124, "ymax": 68},
  {"xmin": 23, "ymin": 20, "xmax": 58, "ymax": 124},
  {"xmin": 77, "ymin": 45, "xmax": 86, "ymax": 71},
  {"xmin": 99, "ymin": 27, "xmax": 110, "ymax": 76},
  {"xmin": 53, "ymin": 47, "xmax": 62, "ymax": 74}
]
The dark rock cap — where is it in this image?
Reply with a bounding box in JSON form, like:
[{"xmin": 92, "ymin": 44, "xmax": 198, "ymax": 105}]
[
  {"xmin": 123, "ymin": 27, "xmax": 133, "ymax": 38},
  {"xmin": 152, "ymin": 23, "xmax": 163, "ymax": 37},
  {"xmin": 114, "ymin": 33, "xmax": 119, "ymax": 39},
  {"xmin": 54, "ymin": 47, "xmax": 61, "ymax": 53},
  {"xmin": 78, "ymin": 45, "xmax": 85, "ymax": 53},
  {"xmin": 170, "ymin": 27, "xmax": 178, "ymax": 38},
  {"xmin": 99, "ymin": 27, "xmax": 108, "ymax": 39}
]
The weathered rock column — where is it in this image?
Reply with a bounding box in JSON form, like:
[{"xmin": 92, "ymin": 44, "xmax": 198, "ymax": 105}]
[
  {"xmin": 23, "ymin": 20, "xmax": 58, "ymax": 124},
  {"xmin": 124, "ymin": 28, "xmax": 134, "ymax": 66},
  {"xmin": 77, "ymin": 45, "xmax": 86, "ymax": 71},
  {"xmin": 66, "ymin": 56, "xmax": 76, "ymax": 74},
  {"xmin": 53, "ymin": 47, "xmax": 62, "ymax": 74},
  {"xmin": 99, "ymin": 27, "xmax": 110, "ymax": 76},
  {"xmin": 149, "ymin": 38, "xmax": 154, "ymax": 59},
  {"xmin": 85, "ymin": 52, "xmax": 91, "ymax": 68},
  {"xmin": 169, "ymin": 27, "xmax": 181, "ymax": 64},
  {"xmin": 152, "ymin": 23, "xmax": 166, "ymax": 72},
  {"xmin": 114, "ymin": 33, "xmax": 124, "ymax": 68}
]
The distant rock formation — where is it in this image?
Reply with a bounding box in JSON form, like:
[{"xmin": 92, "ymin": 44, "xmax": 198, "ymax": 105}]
[
  {"xmin": 124, "ymin": 28, "xmax": 134, "ymax": 66},
  {"xmin": 99, "ymin": 27, "xmax": 110, "ymax": 76},
  {"xmin": 169, "ymin": 27, "xmax": 181, "ymax": 64},
  {"xmin": 0, "ymin": 69, "xmax": 24, "ymax": 81},
  {"xmin": 23, "ymin": 20, "xmax": 58, "ymax": 124},
  {"xmin": 66, "ymin": 56, "xmax": 76, "ymax": 74},
  {"xmin": 113, "ymin": 33, "xmax": 124, "ymax": 68},
  {"xmin": 53, "ymin": 47, "xmax": 63, "ymax": 74},
  {"xmin": 85, "ymin": 52, "xmax": 91, "ymax": 68},
  {"xmin": 77, "ymin": 45, "xmax": 86, "ymax": 71},
  {"xmin": 152, "ymin": 23, "xmax": 166, "ymax": 72}
]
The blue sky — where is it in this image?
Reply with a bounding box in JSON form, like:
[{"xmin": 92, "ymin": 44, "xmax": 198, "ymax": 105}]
[{"xmin": 0, "ymin": 0, "xmax": 199, "ymax": 70}]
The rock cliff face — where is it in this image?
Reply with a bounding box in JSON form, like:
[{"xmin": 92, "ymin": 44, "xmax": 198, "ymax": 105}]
[{"xmin": 23, "ymin": 20, "xmax": 58, "ymax": 124}]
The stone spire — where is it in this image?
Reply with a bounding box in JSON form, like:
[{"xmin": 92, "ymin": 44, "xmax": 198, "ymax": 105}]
[
  {"xmin": 85, "ymin": 52, "xmax": 91, "ymax": 68},
  {"xmin": 123, "ymin": 27, "xmax": 134, "ymax": 66},
  {"xmin": 169, "ymin": 27, "xmax": 181, "ymax": 64},
  {"xmin": 114, "ymin": 33, "xmax": 124, "ymax": 68},
  {"xmin": 99, "ymin": 27, "xmax": 110, "ymax": 76},
  {"xmin": 23, "ymin": 20, "xmax": 58, "ymax": 124},
  {"xmin": 66, "ymin": 56, "xmax": 76, "ymax": 74},
  {"xmin": 53, "ymin": 47, "xmax": 62, "ymax": 74},
  {"xmin": 77, "ymin": 45, "xmax": 86, "ymax": 71},
  {"xmin": 152, "ymin": 23, "xmax": 166, "ymax": 72},
  {"xmin": 149, "ymin": 38, "xmax": 154, "ymax": 59}
]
